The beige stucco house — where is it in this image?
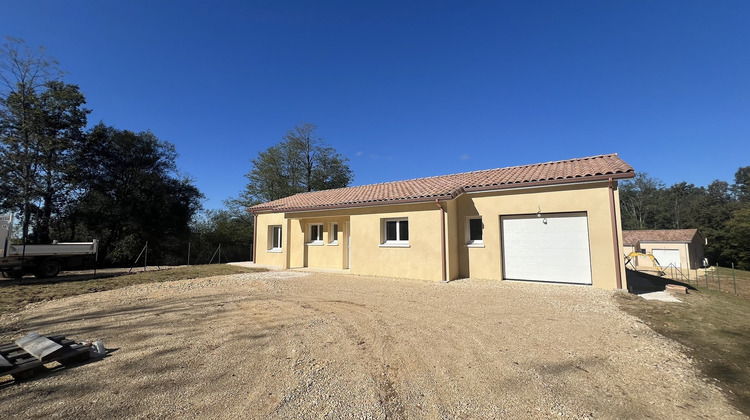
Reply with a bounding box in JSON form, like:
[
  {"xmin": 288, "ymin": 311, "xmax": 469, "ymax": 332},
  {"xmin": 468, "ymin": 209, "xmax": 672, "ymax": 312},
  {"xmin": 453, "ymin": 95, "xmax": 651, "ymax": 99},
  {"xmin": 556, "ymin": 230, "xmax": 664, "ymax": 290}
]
[
  {"xmin": 249, "ymin": 154, "xmax": 635, "ymax": 289},
  {"xmin": 622, "ymin": 229, "xmax": 706, "ymax": 270}
]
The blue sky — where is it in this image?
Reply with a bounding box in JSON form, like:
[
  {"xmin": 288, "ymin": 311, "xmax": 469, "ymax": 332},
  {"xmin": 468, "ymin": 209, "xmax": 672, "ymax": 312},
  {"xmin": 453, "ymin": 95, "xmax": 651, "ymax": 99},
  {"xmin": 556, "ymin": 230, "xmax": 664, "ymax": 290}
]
[{"xmin": 2, "ymin": 1, "xmax": 748, "ymax": 209}]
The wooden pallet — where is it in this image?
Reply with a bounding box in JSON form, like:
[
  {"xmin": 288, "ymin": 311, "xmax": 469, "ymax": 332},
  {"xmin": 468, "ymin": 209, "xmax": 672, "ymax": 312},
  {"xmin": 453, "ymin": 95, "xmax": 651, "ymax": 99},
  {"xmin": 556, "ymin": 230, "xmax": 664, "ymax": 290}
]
[{"xmin": 0, "ymin": 333, "xmax": 90, "ymax": 381}]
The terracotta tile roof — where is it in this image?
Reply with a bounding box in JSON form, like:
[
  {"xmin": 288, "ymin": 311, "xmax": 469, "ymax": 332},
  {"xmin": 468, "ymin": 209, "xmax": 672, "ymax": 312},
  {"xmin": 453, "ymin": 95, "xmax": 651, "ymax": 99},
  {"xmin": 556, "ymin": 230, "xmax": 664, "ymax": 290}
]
[
  {"xmin": 249, "ymin": 153, "xmax": 634, "ymax": 213},
  {"xmin": 622, "ymin": 229, "xmax": 701, "ymax": 245}
]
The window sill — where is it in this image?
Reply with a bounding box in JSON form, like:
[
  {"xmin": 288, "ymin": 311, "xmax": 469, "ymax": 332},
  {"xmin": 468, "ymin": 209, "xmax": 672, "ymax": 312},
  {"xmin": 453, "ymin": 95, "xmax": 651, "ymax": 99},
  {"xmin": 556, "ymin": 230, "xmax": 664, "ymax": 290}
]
[
  {"xmin": 466, "ymin": 243, "xmax": 484, "ymax": 248},
  {"xmin": 267, "ymin": 249, "xmax": 282, "ymax": 253},
  {"xmin": 379, "ymin": 243, "xmax": 410, "ymax": 248},
  {"xmin": 328, "ymin": 241, "xmax": 339, "ymax": 246},
  {"xmin": 306, "ymin": 242, "xmax": 324, "ymax": 246}
]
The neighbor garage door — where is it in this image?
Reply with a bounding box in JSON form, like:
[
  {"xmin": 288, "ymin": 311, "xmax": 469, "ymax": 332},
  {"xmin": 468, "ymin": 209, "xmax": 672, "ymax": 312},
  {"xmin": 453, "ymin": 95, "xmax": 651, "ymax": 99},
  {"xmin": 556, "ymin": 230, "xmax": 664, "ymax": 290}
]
[
  {"xmin": 501, "ymin": 213, "xmax": 592, "ymax": 284},
  {"xmin": 652, "ymin": 249, "xmax": 680, "ymax": 268}
]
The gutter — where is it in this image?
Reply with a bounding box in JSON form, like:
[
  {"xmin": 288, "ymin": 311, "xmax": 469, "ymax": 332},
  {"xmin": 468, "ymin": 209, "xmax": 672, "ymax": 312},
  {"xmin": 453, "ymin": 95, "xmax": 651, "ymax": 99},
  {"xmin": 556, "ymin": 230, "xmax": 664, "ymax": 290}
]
[
  {"xmin": 253, "ymin": 195, "xmax": 457, "ymax": 215},
  {"xmin": 608, "ymin": 178, "xmax": 624, "ymax": 289},
  {"xmin": 436, "ymin": 199, "xmax": 447, "ymax": 282}
]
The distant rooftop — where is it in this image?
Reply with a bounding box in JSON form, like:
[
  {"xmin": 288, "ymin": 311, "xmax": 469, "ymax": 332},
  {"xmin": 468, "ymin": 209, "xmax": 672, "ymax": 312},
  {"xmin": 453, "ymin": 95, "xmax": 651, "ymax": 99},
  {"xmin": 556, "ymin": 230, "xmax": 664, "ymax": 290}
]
[{"xmin": 622, "ymin": 229, "xmax": 701, "ymax": 245}]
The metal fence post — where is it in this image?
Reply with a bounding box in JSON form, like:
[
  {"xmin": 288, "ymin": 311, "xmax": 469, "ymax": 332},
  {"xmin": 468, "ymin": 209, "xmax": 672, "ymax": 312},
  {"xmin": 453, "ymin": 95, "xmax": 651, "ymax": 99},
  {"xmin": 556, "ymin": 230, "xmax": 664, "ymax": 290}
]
[
  {"xmin": 144, "ymin": 241, "xmax": 148, "ymax": 271},
  {"xmin": 732, "ymin": 263, "xmax": 737, "ymax": 296},
  {"xmin": 717, "ymin": 264, "xmax": 721, "ymax": 292},
  {"xmin": 705, "ymin": 267, "xmax": 709, "ymax": 289},
  {"xmin": 188, "ymin": 242, "xmax": 191, "ymax": 266}
]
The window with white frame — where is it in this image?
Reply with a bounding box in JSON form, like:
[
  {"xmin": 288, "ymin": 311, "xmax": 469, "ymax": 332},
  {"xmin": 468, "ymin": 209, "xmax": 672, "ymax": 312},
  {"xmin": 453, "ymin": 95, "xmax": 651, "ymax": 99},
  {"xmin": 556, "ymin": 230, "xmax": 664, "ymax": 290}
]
[
  {"xmin": 382, "ymin": 218, "xmax": 409, "ymax": 246},
  {"xmin": 268, "ymin": 225, "xmax": 282, "ymax": 251},
  {"xmin": 467, "ymin": 217, "xmax": 483, "ymax": 246},
  {"xmin": 329, "ymin": 223, "xmax": 339, "ymax": 244},
  {"xmin": 309, "ymin": 224, "xmax": 323, "ymax": 244}
]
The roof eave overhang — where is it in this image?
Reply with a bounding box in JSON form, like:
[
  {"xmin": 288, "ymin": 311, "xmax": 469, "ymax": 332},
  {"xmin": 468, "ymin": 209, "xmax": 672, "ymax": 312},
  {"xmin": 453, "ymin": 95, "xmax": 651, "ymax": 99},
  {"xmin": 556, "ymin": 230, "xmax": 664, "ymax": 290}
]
[
  {"xmin": 248, "ymin": 171, "xmax": 635, "ymax": 214},
  {"xmin": 250, "ymin": 194, "xmax": 457, "ymax": 215},
  {"xmin": 463, "ymin": 172, "xmax": 634, "ymax": 194},
  {"xmin": 637, "ymin": 239, "xmax": 693, "ymax": 244}
]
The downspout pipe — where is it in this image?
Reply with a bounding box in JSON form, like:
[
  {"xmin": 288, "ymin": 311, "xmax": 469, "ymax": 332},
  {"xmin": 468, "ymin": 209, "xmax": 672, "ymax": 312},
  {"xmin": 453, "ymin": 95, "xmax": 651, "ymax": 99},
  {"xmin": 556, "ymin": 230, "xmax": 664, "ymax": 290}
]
[
  {"xmin": 252, "ymin": 213, "xmax": 258, "ymax": 263},
  {"xmin": 436, "ymin": 199, "xmax": 447, "ymax": 282},
  {"xmin": 608, "ymin": 178, "xmax": 623, "ymax": 289}
]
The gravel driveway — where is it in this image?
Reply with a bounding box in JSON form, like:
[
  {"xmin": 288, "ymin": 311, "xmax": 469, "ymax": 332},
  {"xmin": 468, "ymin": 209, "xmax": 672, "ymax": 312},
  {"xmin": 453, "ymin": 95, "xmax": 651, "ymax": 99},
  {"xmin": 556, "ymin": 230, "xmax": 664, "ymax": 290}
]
[{"xmin": 0, "ymin": 271, "xmax": 743, "ymax": 419}]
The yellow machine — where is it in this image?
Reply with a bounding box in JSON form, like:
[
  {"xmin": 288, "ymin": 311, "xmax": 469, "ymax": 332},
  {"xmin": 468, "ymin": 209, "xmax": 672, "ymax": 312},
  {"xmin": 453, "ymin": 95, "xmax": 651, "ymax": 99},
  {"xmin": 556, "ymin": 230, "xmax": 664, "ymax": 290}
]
[{"xmin": 624, "ymin": 251, "xmax": 666, "ymax": 276}]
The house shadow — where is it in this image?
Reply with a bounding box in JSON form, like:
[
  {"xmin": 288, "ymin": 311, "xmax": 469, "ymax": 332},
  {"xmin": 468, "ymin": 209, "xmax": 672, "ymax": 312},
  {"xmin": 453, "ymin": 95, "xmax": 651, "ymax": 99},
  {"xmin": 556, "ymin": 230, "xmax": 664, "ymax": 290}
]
[
  {"xmin": 0, "ymin": 271, "xmax": 130, "ymax": 288},
  {"xmin": 625, "ymin": 269, "xmax": 697, "ymax": 295},
  {"xmin": 0, "ymin": 347, "xmax": 119, "ymax": 389}
]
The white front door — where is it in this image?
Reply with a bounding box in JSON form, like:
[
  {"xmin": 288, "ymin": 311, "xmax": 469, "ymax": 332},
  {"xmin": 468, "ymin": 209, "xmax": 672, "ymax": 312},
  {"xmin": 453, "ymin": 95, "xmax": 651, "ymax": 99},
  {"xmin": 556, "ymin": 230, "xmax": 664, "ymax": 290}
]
[{"xmin": 501, "ymin": 213, "xmax": 593, "ymax": 285}]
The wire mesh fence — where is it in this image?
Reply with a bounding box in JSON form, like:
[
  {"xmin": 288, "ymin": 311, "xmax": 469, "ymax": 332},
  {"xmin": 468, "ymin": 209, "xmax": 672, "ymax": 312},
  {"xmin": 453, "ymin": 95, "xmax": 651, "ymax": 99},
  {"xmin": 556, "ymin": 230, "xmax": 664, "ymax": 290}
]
[
  {"xmin": 659, "ymin": 263, "xmax": 750, "ymax": 299},
  {"xmin": 127, "ymin": 241, "xmax": 253, "ymax": 270}
]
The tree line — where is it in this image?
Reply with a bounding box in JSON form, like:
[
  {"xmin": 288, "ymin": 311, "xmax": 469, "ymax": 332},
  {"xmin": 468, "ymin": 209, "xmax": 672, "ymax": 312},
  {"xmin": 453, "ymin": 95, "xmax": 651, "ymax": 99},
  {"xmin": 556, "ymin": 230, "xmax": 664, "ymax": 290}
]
[
  {"xmin": 619, "ymin": 167, "xmax": 750, "ymax": 269},
  {"xmin": 0, "ymin": 38, "xmax": 205, "ymax": 265},
  {"xmin": 1, "ymin": 38, "xmax": 353, "ymax": 267}
]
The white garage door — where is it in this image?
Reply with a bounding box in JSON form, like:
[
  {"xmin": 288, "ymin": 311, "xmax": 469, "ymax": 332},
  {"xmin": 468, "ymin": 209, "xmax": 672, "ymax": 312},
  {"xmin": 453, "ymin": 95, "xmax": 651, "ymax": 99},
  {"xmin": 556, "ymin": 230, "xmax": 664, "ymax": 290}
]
[
  {"xmin": 652, "ymin": 249, "xmax": 680, "ymax": 268},
  {"xmin": 501, "ymin": 213, "xmax": 592, "ymax": 284}
]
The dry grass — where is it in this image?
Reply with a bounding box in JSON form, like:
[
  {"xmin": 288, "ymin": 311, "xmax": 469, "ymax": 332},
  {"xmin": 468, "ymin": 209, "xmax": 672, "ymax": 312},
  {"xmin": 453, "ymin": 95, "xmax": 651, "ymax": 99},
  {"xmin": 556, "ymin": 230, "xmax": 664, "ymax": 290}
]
[
  {"xmin": 696, "ymin": 266, "xmax": 750, "ymax": 299},
  {"xmin": 647, "ymin": 266, "xmax": 750, "ymax": 300},
  {"xmin": 617, "ymin": 287, "xmax": 750, "ymax": 416},
  {"xmin": 0, "ymin": 264, "xmax": 265, "ymax": 315}
]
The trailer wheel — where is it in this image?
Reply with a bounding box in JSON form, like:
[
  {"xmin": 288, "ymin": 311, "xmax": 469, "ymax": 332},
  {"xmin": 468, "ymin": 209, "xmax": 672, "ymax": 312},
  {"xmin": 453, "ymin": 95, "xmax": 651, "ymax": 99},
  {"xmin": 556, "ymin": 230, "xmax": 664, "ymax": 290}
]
[{"xmin": 34, "ymin": 259, "xmax": 62, "ymax": 278}]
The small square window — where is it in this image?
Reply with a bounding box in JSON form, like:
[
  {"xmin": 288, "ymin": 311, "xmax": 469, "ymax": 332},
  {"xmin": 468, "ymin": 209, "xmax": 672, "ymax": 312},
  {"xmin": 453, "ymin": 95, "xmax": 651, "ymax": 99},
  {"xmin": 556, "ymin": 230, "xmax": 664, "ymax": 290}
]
[
  {"xmin": 330, "ymin": 223, "xmax": 339, "ymax": 244},
  {"xmin": 467, "ymin": 217, "xmax": 483, "ymax": 245},
  {"xmin": 268, "ymin": 225, "xmax": 282, "ymax": 251},
  {"xmin": 382, "ymin": 218, "xmax": 408, "ymax": 246},
  {"xmin": 309, "ymin": 224, "xmax": 323, "ymax": 244}
]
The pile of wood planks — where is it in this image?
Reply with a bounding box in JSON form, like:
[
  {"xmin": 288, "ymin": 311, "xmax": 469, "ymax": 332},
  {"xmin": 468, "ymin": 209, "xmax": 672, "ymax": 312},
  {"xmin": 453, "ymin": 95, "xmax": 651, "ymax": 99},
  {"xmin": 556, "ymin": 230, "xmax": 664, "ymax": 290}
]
[{"xmin": 0, "ymin": 332, "xmax": 91, "ymax": 381}]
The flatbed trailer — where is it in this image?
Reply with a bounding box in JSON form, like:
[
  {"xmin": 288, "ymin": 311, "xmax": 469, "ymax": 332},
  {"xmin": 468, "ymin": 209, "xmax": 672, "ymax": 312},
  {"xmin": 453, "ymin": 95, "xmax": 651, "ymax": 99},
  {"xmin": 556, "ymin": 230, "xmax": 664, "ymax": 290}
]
[{"xmin": 0, "ymin": 214, "xmax": 98, "ymax": 279}]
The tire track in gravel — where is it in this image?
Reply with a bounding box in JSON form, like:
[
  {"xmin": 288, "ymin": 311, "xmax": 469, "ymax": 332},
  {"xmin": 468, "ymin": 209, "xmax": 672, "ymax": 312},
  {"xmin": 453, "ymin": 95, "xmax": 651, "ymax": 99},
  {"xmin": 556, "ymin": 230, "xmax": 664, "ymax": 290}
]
[{"xmin": 315, "ymin": 299, "xmax": 406, "ymax": 419}]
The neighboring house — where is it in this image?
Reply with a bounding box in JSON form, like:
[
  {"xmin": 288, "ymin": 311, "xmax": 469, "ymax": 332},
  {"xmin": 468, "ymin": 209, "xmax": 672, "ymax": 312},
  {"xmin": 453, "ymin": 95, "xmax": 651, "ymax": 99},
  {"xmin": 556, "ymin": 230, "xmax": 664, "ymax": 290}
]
[
  {"xmin": 622, "ymin": 229, "xmax": 706, "ymax": 270},
  {"xmin": 248, "ymin": 154, "xmax": 635, "ymax": 289}
]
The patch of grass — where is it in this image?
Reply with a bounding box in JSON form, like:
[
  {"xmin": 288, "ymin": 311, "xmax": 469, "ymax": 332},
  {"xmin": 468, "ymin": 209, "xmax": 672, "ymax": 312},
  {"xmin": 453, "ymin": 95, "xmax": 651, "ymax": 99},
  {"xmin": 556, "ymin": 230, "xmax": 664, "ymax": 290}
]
[
  {"xmin": 617, "ymin": 287, "xmax": 750, "ymax": 416},
  {"xmin": 0, "ymin": 265, "xmax": 265, "ymax": 315},
  {"xmin": 699, "ymin": 266, "xmax": 750, "ymax": 300},
  {"xmin": 660, "ymin": 266, "xmax": 750, "ymax": 300}
]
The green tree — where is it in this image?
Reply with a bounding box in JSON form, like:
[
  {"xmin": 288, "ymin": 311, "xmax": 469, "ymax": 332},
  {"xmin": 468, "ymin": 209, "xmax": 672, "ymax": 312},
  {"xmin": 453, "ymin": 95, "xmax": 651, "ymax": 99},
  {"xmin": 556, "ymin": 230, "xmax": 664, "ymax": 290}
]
[
  {"xmin": 731, "ymin": 166, "xmax": 750, "ymax": 203},
  {"xmin": 33, "ymin": 81, "xmax": 89, "ymax": 242},
  {"xmin": 71, "ymin": 123, "xmax": 203, "ymax": 264},
  {"xmin": 190, "ymin": 209, "xmax": 254, "ymax": 263},
  {"xmin": 238, "ymin": 123, "xmax": 353, "ymax": 204},
  {"xmin": 0, "ymin": 38, "xmax": 85, "ymax": 245},
  {"xmin": 619, "ymin": 173, "xmax": 665, "ymax": 229},
  {"xmin": 724, "ymin": 207, "xmax": 750, "ymax": 269}
]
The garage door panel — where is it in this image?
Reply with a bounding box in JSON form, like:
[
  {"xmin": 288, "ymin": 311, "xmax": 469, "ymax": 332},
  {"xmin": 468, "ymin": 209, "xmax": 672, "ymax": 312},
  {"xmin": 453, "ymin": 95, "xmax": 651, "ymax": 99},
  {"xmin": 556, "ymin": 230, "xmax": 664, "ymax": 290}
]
[
  {"xmin": 502, "ymin": 213, "xmax": 592, "ymax": 285},
  {"xmin": 652, "ymin": 249, "xmax": 680, "ymax": 268}
]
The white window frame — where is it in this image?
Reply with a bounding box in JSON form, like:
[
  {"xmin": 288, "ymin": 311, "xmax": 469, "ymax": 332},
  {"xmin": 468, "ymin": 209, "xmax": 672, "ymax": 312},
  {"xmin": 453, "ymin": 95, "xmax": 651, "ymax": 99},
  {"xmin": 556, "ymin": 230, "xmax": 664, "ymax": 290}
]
[
  {"xmin": 329, "ymin": 223, "xmax": 339, "ymax": 245},
  {"xmin": 268, "ymin": 225, "xmax": 282, "ymax": 252},
  {"xmin": 466, "ymin": 216, "xmax": 484, "ymax": 247},
  {"xmin": 380, "ymin": 218, "xmax": 409, "ymax": 247},
  {"xmin": 308, "ymin": 223, "xmax": 324, "ymax": 245}
]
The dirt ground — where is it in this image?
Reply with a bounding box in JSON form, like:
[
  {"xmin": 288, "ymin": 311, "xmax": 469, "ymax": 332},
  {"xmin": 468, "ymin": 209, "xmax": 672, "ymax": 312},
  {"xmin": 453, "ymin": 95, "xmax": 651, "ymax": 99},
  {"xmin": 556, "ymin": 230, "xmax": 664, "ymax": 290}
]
[{"xmin": 0, "ymin": 271, "xmax": 744, "ymax": 419}]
